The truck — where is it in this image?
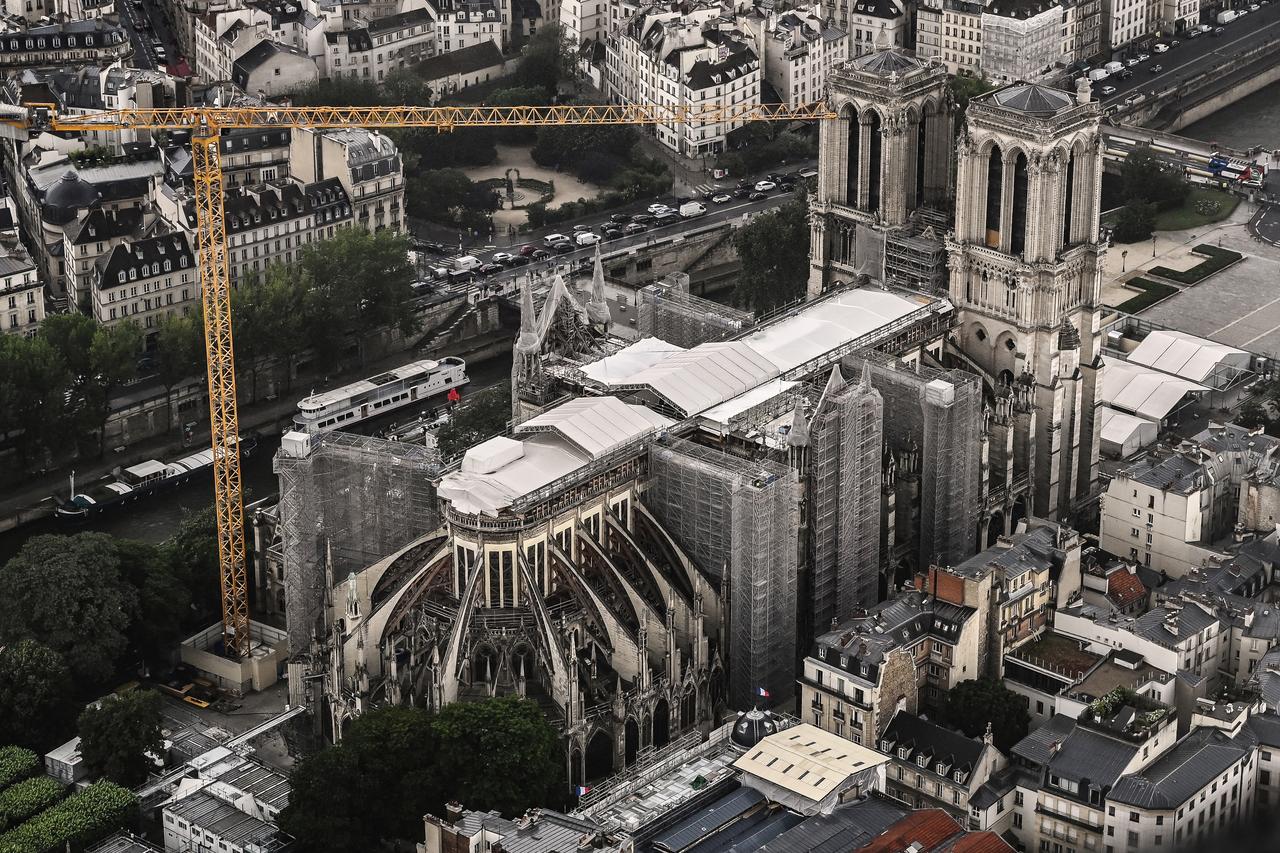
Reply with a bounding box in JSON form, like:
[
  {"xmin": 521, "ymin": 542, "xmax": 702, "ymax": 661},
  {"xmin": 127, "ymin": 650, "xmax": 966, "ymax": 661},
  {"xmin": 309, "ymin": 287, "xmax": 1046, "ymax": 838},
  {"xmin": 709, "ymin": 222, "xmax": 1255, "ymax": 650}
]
[
  {"xmin": 1104, "ymin": 61, "xmax": 1124, "ymax": 74},
  {"xmin": 1217, "ymin": 10, "xmax": 1237, "ymax": 23},
  {"xmin": 454, "ymin": 254, "xmax": 481, "ymax": 271},
  {"xmin": 679, "ymin": 201, "xmax": 707, "ymax": 218},
  {"xmin": 1087, "ymin": 68, "xmax": 1110, "ymax": 82}
]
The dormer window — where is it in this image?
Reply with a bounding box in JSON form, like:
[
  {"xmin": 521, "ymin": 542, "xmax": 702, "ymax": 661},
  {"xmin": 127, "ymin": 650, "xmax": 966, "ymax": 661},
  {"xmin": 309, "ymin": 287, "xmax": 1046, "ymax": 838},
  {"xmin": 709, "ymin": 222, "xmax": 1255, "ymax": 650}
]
[
  {"xmin": 128, "ymin": 268, "xmax": 136, "ymax": 281},
  {"xmin": 954, "ymin": 771, "xmax": 965, "ymax": 783},
  {"xmin": 916, "ymin": 755, "xmax": 927, "ymax": 768},
  {"xmin": 937, "ymin": 763, "xmax": 946, "ymax": 774},
  {"xmin": 898, "ymin": 748, "xmax": 908, "ymax": 759},
  {"xmin": 163, "ymin": 260, "xmax": 171, "ymax": 273}
]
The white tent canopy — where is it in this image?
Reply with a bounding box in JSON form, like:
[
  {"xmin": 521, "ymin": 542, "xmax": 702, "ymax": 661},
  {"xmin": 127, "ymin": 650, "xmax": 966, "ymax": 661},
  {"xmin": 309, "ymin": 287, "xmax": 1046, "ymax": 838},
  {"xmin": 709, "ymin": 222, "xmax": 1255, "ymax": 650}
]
[{"xmin": 1128, "ymin": 329, "xmax": 1250, "ymax": 388}]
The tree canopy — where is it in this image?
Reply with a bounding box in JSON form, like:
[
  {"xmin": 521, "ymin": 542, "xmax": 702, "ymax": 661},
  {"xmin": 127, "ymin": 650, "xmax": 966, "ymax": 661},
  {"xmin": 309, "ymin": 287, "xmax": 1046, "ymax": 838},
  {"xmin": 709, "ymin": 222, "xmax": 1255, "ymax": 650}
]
[
  {"xmin": 76, "ymin": 689, "xmax": 164, "ymax": 786},
  {"xmin": 1112, "ymin": 198, "xmax": 1158, "ymax": 244},
  {"xmin": 938, "ymin": 678, "xmax": 1030, "ymax": 752},
  {"xmin": 0, "ymin": 533, "xmax": 136, "ymax": 682},
  {"xmin": 281, "ymin": 697, "xmax": 562, "ymax": 851},
  {"xmin": 731, "ymin": 191, "xmax": 811, "ymax": 315},
  {"xmin": 0, "ymin": 640, "xmax": 73, "ymax": 752},
  {"xmin": 1121, "ymin": 149, "xmax": 1190, "ymax": 211},
  {"xmin": 435, "ymin": 382, "xmax": 511, "ymax": 458}
]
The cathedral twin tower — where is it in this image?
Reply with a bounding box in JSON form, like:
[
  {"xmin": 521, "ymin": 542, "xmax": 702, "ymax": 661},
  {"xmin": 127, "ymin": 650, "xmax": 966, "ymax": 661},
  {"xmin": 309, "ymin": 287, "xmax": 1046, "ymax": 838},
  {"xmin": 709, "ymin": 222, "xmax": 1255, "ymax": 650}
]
[{"xmin": 811, "ymin": 53, "xmax": 1105, "ymax": 523}]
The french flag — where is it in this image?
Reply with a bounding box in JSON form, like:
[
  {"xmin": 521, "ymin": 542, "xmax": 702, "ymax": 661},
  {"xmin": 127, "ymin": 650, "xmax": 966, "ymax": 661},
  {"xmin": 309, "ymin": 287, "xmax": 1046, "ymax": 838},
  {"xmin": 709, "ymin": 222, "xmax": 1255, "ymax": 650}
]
[
  {"xmin": 756, "ymin": 687, "xmax": 771, "ymax": 699},
  {"xmin": 575, "ymin": 786, "xmax": 591, "ymax": 797}
]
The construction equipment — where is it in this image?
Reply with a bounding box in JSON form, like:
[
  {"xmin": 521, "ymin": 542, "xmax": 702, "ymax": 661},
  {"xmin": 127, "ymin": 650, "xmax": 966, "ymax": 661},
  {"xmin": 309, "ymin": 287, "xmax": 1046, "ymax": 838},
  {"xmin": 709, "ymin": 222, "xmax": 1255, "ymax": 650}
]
[{"xmin": 9, "ymin": 99, "xmax": 834, "ymax": 659}]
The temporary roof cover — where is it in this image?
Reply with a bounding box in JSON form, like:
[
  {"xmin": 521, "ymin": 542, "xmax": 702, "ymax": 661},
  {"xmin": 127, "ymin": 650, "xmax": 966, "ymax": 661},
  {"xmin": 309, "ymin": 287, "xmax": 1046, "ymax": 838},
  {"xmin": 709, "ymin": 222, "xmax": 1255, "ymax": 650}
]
[
  {"xmin": 438, "ymin": 396, "xmax": 673, "ymax": 516},
  {"xmin": 1098, "ymin": 406, "xmax": 1159, "ymax": 456},
  {"xmin": 734, "ymin": 723, "xmax": 888, "ymax": 811},
  {"xmin": 1127, "ymin": 329, "xmax": 1249, "ymax": 385},
  {"xmin": 1101, "ymin": 357, "xmax": 1207, "ymax": 421}
]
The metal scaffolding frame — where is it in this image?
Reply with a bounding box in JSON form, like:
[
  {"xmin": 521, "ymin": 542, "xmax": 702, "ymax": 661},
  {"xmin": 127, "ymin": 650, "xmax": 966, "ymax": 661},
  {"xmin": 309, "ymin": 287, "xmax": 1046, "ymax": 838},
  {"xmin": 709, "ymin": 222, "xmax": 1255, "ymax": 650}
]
[
  {"xmin": 274, "ymin": 431, "xmax": 441, "ymax": 652},
  {"xmin": 637, "ymin": 278, "xmax": 752, "ymax": 349},
  {"xmin": 646, "ymin": 438, "xmax": 799, "ymax": 709},
  {"xmin": 884, "ymin": 210, "xmax": 949, "ymax": 293},
  {"xmin": 848, "ymin": 350, "xmax": 981, "ymax": 571}
]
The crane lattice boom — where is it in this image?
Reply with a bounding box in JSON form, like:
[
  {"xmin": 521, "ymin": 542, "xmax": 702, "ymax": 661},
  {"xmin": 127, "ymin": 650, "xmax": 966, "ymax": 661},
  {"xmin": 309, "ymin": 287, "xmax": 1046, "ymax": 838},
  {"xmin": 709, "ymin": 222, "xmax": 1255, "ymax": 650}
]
[{"xmin": 17, "ymin": 99, "xmax": 833, "ymax": 659}]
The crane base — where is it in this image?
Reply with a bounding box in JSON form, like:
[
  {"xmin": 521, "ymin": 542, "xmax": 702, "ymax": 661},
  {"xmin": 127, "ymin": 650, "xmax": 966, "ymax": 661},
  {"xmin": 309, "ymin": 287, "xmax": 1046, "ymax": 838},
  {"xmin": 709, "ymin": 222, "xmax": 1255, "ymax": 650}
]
[{"xmin": 179, "ymin": 620, "xmax": 288, "ymax": 696}]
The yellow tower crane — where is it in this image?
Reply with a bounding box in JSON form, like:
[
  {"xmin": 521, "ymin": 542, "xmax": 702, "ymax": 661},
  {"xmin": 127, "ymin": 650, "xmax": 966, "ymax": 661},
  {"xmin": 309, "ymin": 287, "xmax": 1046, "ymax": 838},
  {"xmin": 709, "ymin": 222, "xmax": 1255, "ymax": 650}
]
[{"xmin": 10, "ymin": 100, "xmax": 834, "ymax": 658}]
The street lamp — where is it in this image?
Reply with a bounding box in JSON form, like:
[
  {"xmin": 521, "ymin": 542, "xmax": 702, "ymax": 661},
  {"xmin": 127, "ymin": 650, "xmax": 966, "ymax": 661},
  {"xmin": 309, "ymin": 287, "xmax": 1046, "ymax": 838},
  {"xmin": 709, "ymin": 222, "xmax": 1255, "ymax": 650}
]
[
  {"xmin": 1151, "ymin": 234, "xmax": 1157, "ymax": 258},
  {"xmin": 1122, "ymin": 249, "xmax": 1128, "ymax": 272}
]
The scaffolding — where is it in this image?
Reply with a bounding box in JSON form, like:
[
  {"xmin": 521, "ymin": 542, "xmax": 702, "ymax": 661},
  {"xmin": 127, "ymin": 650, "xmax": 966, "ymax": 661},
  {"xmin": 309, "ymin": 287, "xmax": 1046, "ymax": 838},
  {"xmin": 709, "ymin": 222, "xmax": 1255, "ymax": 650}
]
[
  {"xmin": 847, "ymin": 351, "xmax": 981, "ymax": 571},
  {"xmin": 884, "ymin": 209, "xmax": 949, "ymax": 293},
  {"xmin": 646, "ymin": 437, "xmax": 799, "ymax": 709},
  {"xmin": 274, "ymin": 431, "xmax": 441, "ymax": 652},
  {"xmin": 637, "ymin": 274, "xmax": 752, "ymax": 349}
]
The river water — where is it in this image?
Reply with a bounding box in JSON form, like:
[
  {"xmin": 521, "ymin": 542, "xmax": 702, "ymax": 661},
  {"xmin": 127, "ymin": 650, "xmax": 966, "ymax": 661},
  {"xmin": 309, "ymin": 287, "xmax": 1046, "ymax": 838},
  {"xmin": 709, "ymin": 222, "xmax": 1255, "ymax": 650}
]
[
  {"xmin": 1181, "ymin": 84, "xmax": 1280, "ymax": 151},
  {"xmin": 0, "ymin": 351, "xmax": 512, "ymax": 564}
]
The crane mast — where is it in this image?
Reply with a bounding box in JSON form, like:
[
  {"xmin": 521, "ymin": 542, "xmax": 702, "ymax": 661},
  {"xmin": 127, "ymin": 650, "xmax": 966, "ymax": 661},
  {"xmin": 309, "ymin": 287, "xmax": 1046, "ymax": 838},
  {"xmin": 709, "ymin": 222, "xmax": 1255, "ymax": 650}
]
[{"xmin": 13, "ymin": 100, "xmax": 834, "ymax": 659}]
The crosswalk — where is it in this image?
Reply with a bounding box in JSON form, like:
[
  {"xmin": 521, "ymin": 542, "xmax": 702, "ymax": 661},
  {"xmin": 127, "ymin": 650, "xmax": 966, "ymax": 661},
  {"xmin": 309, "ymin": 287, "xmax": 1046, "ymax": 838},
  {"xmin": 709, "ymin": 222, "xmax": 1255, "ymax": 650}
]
[{"xmin": 692, "ymin": 183, "xmax": 721, "ymax": 196}]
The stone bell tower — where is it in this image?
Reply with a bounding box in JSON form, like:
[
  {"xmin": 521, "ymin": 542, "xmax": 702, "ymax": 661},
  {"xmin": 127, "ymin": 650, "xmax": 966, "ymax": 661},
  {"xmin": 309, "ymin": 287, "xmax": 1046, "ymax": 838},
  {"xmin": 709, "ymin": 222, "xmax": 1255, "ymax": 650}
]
[
  {"xmin": 946, "ymin": 80, "xmax": 1105, "ymax": 520},
  {"xmin": 808, "ymin": 49, "xmax": 954, "ymax": 297}
]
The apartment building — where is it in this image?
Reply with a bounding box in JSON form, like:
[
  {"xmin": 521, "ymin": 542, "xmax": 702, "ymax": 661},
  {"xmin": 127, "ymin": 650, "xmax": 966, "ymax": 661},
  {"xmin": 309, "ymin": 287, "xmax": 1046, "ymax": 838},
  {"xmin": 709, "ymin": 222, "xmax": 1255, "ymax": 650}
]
[
  {"xmin": 981, "ymin": 0, "xmax": 1063, "ymax": 83},
  {"xmin": 323, "ymin": 8, "xmax": 434, "ymax": 82},
  {"xmin": 1157, "ymin": 0, "xmax": 1198, "ymax": 35},
  {"xmin": 1101, "ymin": 0, "xmax": 1147, "ymax": 53},
  {"xmin": 1100, "ymin": 425, "xmax": 1280, "ymax": 577},
  {"xmin": 233, "ymin": 40, "xmax": 319, "ymax": 95},
  {"xmin": 161, "ymin": 178, "xmax": 351, "ymax": 285},
  {"xmin": 0, "ymin": 18, "xmax": 131, "ymax": 69},
  {"xmin": 918, "ymin": 523, "xmax": 1081, "ymax": 679},
  {"xmin": 288, "ymin": 128, "xmax": 403, "ymax": 232},
  {"xmin": 823, "ymin": 0, "xmax": 904, "ymax": 59},
  {"xmin": 915, "ymin": 0, "xmax": 983, "ymax": 75},
  {"xmin": 62, "ymin": 205, "xmax": 158, "ymax": 311},
  {"xmin": 1056, "ymin": 596, "xmax": 1228, "ymax": 688},
  {"xmin": 1106, "ymin": 720, "xmax": 1260, "ymax": 851},
  {"xmin": 879, "ymin": 710, "xmax": 1007, "ymax": 821},
  {"xmin": 0, "ymin": 244, "xmax": 41, "ymax": 336},
  {"xmin": 91, "ymin": 233, "xmax": 197, "ymax": 341},
  {"xmin": 431, "ymin": 0, "xmax": 504, "ymax": 54},
  {"xmin": 753, "ymin": 6, "xmax": 847, "ymax": 107},
  {"xmin": 560, "ymin": 0, "xmax": 607, "ymax": 46},
  {"xmin": 605, "ymin": 4, "xmax": 760, "ymax": 158},
  {"xmin": 1061, "ymin": 0, "xmax": 1101, "ymax": 66}
]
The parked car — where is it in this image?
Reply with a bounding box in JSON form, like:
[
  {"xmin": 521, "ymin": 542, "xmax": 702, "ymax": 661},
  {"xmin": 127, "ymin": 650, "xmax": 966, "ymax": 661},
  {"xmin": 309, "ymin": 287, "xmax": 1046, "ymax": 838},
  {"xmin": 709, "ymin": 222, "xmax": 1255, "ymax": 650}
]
[
  {"xmin": 531, "ymin": 248, "xmax": 552, "ymax": 261},
  {"xmin": 550, "ymin": 240, "xmax": 575, "ymax": 254},
  {"xmin": 748, "ymin": 191, "xmax": 767, "ymax": 201},
  {"xmin": 1136, "ymin": 52, "xmax": 1150, "ymax": 62},
  {"xmin": 1100, "ymin": 85, "xmax": 1117, "ymax": 96},
  {"xmin": 1213, "ymin": 26, "xmax": 1225, "ymax": 35},
  {"xmin": 509, "ymin": 255, "xmax": 531, "ymax": 267},
  {"xmin": 653, "ymin": 212, "xmax": 680, "ymax": 226},
  {"xmin": 647, "ymin": 203, "xmax": 672, "ymax": 215},
  {"xmin": 572, "ymin": 224, "xmax": 593, "ymax": 232},
  {"xmin": 623, "ymin": 223, "xmax": 646, "ymax": 235},
  {"xmin": 602, "ymin": 227, "xmax": 623, "ymax": 240},
  {"xmin": 1126, "ymin": 57, "xmax": 1139, "ymax": 66},
  {"xmin": 519, "ymin": 244, "xmax": 538, "ymax": 256},
  {"xmin": 491, "ymin": 252, "xmax": 514, "ymax": 264},
  {"xmin": 711, "ymin": 193, "xmax": 732, "ymax": 204},
  {"xmin": 1153, "ymin": 43, "xmax": 1169, "ymax": 53},
  {"xmin": 630, "ymin": 213, "xmax": 655, "ymax": 223},
  {"xmin": 754, "ymin": 180, "xmax": 777, "ymax": 192},
  {"xmin": 575, "ymin": 232, "xmax": 601, "ymax": 246},
  {"xmin": 543, "ymin": 233, "xmax": 571, "ymax": 247},
  {"xmin": 1170, "ymin": 39, "xmax": 1180, "ymax": 46},
  {"xmin": 733, "ymin": 187, "xmax": 751, "ymax": 199},
  {"xmin": 1118, "ymin": 68, "xmax": 1134, "ymax": 79},
  {"xmin": 1149, "ymin": 64, "xmax": 1163, "ymax": 74},
  {"xmin": 610, "ymin": 213, "xmax": 631, "ymax": 224},
  {"xmin": 477, "ymin": 263, "xmax": 503, "ymax": 275},
  {"xmin": 1186, "ymin": 28, "xmax": 1200, "ymax": 38}
]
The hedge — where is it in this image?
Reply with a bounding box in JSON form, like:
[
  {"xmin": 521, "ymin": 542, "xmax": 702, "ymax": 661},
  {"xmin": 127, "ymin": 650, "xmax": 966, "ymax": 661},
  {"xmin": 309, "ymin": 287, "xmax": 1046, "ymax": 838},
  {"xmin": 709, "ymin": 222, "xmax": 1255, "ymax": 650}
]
[
  {"xmin": 0, "ymin": 779, "xmax": 63, "ymax": 833},
  {"xmin": 0, "ymin": 751, "xmax": 38, "ymax": 794},
  {"xmin": 0, "ymin": 781, "xmax": 136, "ymax": 853},
  {"xmin": 1112, "ymin": 277, "xmax": 1178, "ymax": 314},
  {"xmin": 1149, "ymin": 244, "xmax": 1243, "ymax": 284}
]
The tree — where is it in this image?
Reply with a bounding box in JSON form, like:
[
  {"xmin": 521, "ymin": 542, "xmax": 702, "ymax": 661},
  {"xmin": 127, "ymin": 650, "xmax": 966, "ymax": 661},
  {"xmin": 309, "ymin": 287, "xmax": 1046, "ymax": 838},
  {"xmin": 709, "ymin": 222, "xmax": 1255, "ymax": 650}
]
[
  {"xmin": 299, "ymin": 227, "xmax": 419, "ymax": 365},
  {"xmin": 949, "ymin": 74, "xmax": 997, "ymax": 118},
  {"xmin": 938, "ymin": 678, "xmax": 1030, "ymax": 752},
  {"xmin": 0, "ymin": 640, "xmax": 73, "ymax": 752},
  {"xmin": 512, "ymin": 23, "xmax": 572, "ymax": 98},
  {"xmin": 732, "ymin": 190, "xmax": 810, "ymax": 315},
  {"xmin": 39, "ymin": 312, "xmax": 97, "ymax": 381},
  {"xmin": 256, "ymin": 266, "xmax": 307, "ymax": 393},
  {"xmin": 77, "ymin": 322, "xmax": 143, "ymax": 456},
  {"xmin": 431, "ymin": 696, "xmax": 563, "ymax": 817},
  {"xmin": 0, "ymin": 335, "xmax": 71, "ymax": 471},
  {"xmin": 161, "ymin": 507, "xmax": 221, "ymax": 625},
  {"xmin": 114, "ymin": 538, "xmax": 190, "ymax": 669},
  {"xmin": 1112, "ymin": 198, "xmax": 1157, "ymax": 244},
  {"xmin": 1121, "ymin": 149, "xmax": 1190, "ymax": 211},
  {"xmin": 281, "ymin": 706, "xmax": 438, "ymax": 851},
  {"xmin": 77, "ymin": 689, "xmax": 164, "ymax": 786},
  {"xmin": 153, "ymin": 314, "xmax": 204, "ymax": 434},
  {"xmin": 0, "ymin": 533, "xmax": 137, "ymax": 683},
  {"xmin": 292, "ymin": 77, "xmax": 384, "ymax": 107},
  {"xmin": 435, "ymin": 382, "xmax": 511, "ymax": 458},
  {"xmin": 408, "ymin": 168, "xmax": 499, "ymax": 226},
  {"xmin": 1237, "ymin": 398, "xmax": 1269, "ymax": 431}
]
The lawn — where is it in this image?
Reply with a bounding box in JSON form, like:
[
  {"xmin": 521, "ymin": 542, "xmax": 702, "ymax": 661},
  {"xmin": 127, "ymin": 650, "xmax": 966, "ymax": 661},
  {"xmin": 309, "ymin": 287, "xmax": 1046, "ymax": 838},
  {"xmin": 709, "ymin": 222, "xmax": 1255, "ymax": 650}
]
[
  {"xmin": 1110, "ymin": 277, "xmax": 1178, "ymax": 314},
  {"xmin": 1153, "ymin": 186, "xmax": 1240, "ymax": 231}
]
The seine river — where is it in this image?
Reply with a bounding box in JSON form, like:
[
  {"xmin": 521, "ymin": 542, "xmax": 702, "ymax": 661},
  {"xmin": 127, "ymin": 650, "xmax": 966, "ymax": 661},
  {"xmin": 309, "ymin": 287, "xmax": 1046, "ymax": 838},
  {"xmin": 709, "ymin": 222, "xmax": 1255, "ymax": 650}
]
[{"xmin": 1182, "ymin": 84, "xmax": 1280, "ymax": 151}]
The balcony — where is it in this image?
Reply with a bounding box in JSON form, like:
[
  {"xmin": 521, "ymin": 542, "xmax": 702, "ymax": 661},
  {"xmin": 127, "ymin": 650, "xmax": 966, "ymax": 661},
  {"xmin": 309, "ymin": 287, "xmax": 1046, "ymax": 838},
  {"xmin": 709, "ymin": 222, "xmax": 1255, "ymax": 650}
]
[{"xmin": 1035, "ymin": 803, "xmax": 1102, "ymax": 833}]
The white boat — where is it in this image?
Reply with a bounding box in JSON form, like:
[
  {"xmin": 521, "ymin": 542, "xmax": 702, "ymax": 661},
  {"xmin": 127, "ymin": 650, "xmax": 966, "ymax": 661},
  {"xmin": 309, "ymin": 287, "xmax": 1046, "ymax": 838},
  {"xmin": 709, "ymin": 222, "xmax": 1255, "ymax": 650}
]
[{"xmin": 292, "ymin": 356, "xmax": 468, "ymax": 435}]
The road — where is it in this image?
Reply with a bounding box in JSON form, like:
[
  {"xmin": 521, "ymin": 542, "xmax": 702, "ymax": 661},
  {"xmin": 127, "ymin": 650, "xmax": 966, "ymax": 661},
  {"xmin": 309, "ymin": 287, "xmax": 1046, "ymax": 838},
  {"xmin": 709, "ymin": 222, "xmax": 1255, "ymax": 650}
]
[
  {"xmin": 1098, "ymin": 3, "xmax": 1280, "ymax": 108},
  {"xmin": 118, "ymin": 0, "xmax": 181, "ymax": 71},
  {"xmin": 416, "ymin": 163, "xmax": 811, "ymax": 300}
]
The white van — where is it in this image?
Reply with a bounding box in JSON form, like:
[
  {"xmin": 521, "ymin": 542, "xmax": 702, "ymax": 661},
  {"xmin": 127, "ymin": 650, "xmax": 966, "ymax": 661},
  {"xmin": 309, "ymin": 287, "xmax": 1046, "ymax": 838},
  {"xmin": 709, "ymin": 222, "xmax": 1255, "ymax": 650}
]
[{"xmin": 454, "ymin": 255, "xmax": 481, "ymax": 272}]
